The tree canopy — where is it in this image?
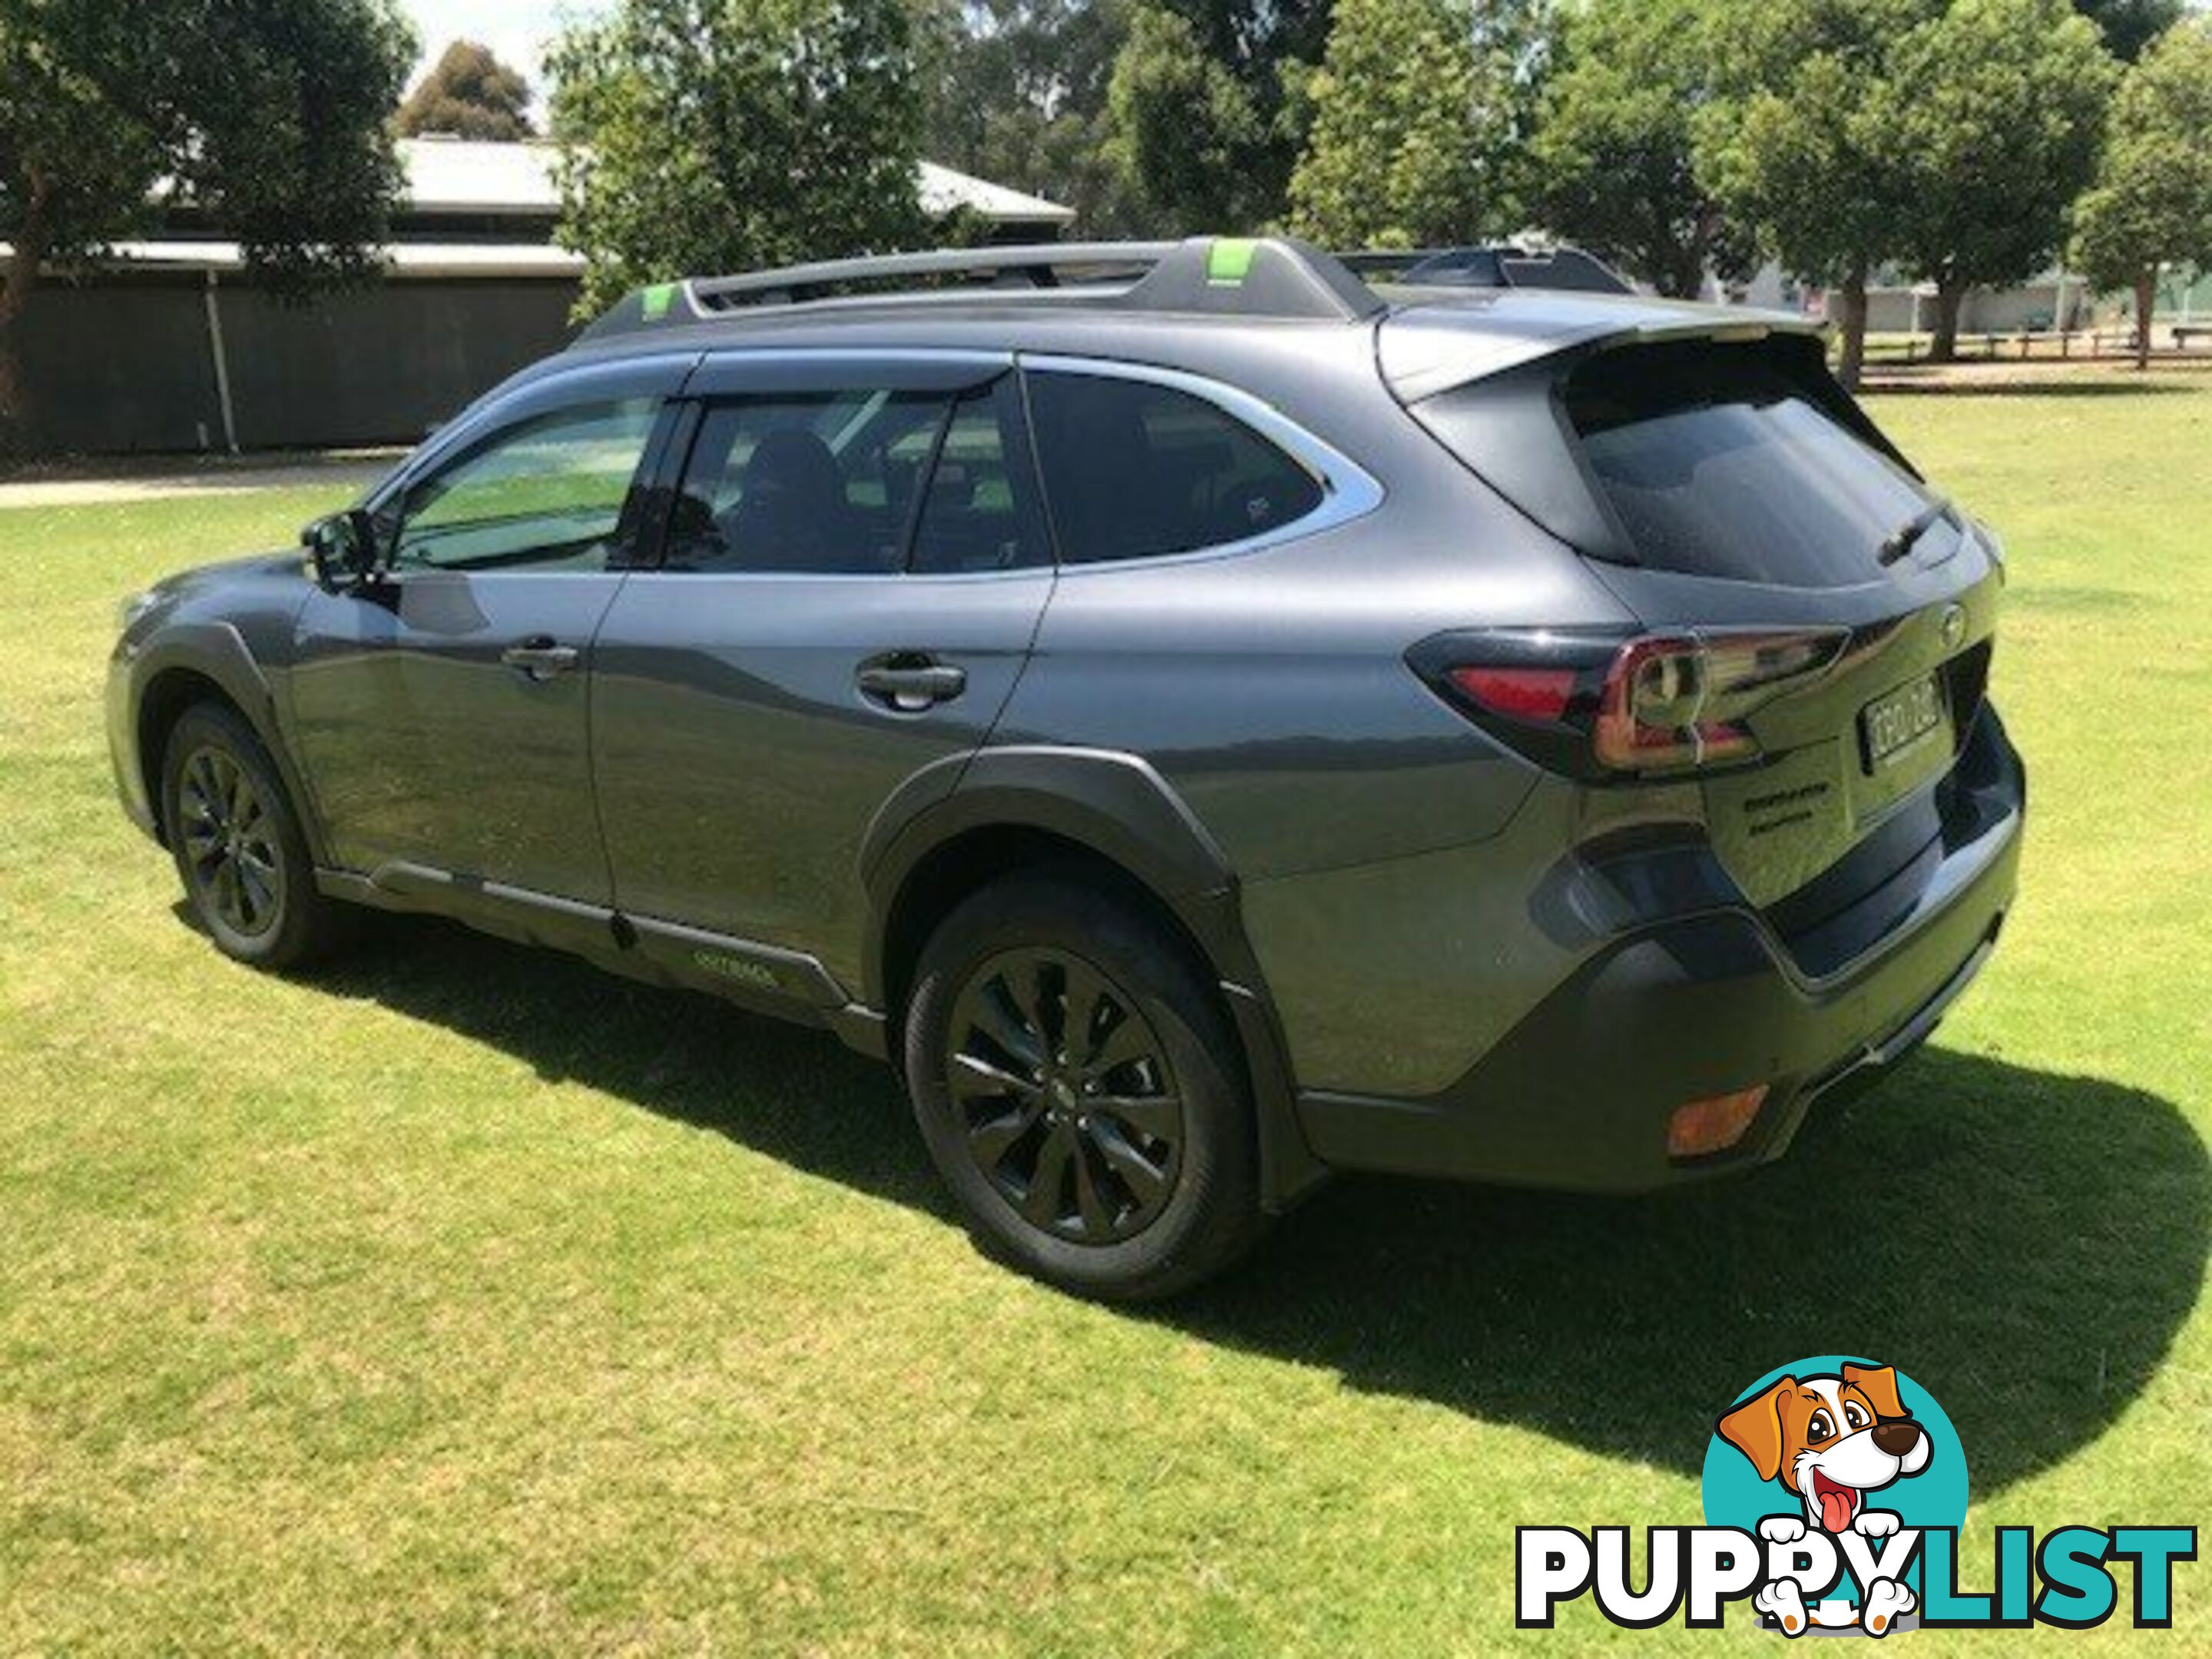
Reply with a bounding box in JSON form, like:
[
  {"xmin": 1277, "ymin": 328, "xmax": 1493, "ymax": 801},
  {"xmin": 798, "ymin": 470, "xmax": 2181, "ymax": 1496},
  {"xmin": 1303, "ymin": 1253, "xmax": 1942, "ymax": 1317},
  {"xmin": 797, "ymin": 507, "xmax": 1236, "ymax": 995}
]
[
  {"xmin": 0, "ymin": 0, "xmax": 415, "ymax": 446},
  {"xmin": 1525, "ymin": 0, "xmax": 1748, "ymax": 298},
  {"xmin": 2073, "ymin": 0, "xmax": 2184, "ymax": 61},
  {"xmin": 1697, "ymin": 0, "xmax": 1936, "ymax": 386},
  {"xmin": 1107, "ymin": 0, "xmax": 1334, "ymax": 232},
  {"xmin": 2073, "ymin": 15, "xmax": 2212, "ymax": 363},
  {"xmin": 917, "ymin": 0, "xmax": 1142, "ymax": 234},
  {"xmin": 1888, "ymin": 0, "xmax": 2117, "ymax": 357},
  {"xmin": 396, "ymin": 39, "xmax": 537, "ymax": 141},
  {"xmin": 548, "ymin": 0, "xmax": 934, "ymax": 316},
  {"xmin": 1286, "ymin": 0, "xmax": 1511, "ymax": 247}
]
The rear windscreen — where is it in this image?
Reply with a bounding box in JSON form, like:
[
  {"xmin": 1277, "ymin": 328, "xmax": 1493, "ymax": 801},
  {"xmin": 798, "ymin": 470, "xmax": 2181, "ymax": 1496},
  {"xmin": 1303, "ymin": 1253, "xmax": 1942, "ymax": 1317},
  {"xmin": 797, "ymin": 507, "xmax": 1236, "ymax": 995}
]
[
  {"xmin": 1565, "ymin": 342, "xmax": 1950, "ymax": 585},
  {"xmin": 1415, "ymin": 338, "xmax": 1954, "ymax": 588}
]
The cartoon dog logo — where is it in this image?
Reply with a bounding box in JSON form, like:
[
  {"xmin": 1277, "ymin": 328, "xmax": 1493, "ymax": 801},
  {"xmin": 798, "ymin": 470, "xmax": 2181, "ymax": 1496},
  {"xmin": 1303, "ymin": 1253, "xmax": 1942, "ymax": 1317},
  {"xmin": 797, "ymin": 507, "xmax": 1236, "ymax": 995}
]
[{"xmin": 1717, "ymin": 1363, "xmax": 1933, "ymax": 1636}]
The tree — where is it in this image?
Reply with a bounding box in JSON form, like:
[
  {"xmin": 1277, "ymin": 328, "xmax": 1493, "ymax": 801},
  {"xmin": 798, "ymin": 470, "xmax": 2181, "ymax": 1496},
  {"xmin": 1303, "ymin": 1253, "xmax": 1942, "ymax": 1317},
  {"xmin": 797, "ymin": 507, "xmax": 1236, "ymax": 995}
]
[
  {"xmin": 1888, "ymin": 0, "xmax": 2115, "ymax": 360},
  {"xmin": 1287, "ymin": 0, "xmax": 1515, "ymax": 246},
  {"xmin": 1697, "ymin": 0, "xmax": 1935, "ymax": 389},
  {"xmin": 548, "ymin": 0, "xmax": 935, "ymax": 317},
  {"xmin": 0, "ymin": 0, "xmax": 414, "ymax": 451},
  {"xmin": 2073, "ymin": 15, "xmax": 2212, "ymax": 367},
  {"xmin": 1107, "ymin": 0, "xmax": 1337, "ymax": 232},
  {"xmin": 396, "ymin": 39, "xmax": 536, "ymax": 141},
  {"xmin": 1525, "ymin": 0, "xmax": 1749, "ymax": 297},
  {"xmin": 2073, "ymin": 0, "xmax": 2182, "ymax": 61},
  {"xmin": 917, "ymin": 0, "xmax": 1147, "ymax": 233}
]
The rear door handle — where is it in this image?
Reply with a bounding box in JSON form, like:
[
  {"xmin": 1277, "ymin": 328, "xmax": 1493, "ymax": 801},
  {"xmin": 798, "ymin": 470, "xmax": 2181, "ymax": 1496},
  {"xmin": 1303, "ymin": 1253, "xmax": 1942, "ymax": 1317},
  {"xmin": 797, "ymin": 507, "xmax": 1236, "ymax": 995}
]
[
  {"xmin": 501, "ymin": 637, "xmax": 581, "ymax": 680},
  {"xmin": 856, "ymin": 655, "xmax": 967, "ymax": 710}
]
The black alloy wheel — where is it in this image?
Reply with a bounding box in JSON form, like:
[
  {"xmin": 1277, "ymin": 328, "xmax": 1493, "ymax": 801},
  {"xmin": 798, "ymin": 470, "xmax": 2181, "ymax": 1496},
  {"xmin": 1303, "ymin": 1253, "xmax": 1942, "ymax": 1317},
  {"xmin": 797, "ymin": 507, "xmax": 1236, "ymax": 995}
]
[
  {"xmin": 945, "ymin": 947, "xmax": 1186, "ymax": 1243},
  {"xmin": 161, "ymin": 701, "xmax": 349, "ymax": 971},
  {"xmin": 175, "ymin": 743, "xmax": 284, "ymax": 939}
]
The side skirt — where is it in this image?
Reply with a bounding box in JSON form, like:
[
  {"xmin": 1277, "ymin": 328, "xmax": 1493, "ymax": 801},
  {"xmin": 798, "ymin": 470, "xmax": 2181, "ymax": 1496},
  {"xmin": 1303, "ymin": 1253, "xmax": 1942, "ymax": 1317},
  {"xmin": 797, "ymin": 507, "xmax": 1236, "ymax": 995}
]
[{"xmin": 316, "ymin": 864, "xmax": 883, "ymax": 1049}]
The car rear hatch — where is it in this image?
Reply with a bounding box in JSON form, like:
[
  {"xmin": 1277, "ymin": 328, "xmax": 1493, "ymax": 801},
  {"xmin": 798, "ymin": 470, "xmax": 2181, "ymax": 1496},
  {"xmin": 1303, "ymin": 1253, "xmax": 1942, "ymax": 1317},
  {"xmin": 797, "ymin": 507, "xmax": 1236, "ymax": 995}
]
[{"xmin": 1386, "ymin": 302, "xmax": 2008, "ymax": 969}]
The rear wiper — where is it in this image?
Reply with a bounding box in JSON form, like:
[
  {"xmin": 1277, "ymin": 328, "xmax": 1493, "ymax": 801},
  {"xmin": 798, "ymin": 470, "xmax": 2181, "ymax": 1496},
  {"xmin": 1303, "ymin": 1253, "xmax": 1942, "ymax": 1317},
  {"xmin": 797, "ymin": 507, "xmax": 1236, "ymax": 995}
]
[{"xmin": 1877, "ymin": 496, "xmax": 1952, "ymax": 566}]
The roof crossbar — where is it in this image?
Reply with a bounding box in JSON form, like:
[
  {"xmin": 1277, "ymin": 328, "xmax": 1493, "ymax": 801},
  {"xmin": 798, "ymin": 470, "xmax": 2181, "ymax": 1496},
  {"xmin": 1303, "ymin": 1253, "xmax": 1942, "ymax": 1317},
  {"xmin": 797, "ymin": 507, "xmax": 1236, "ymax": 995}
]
[{"xmin": 575, "ymin": 237, "xmax": 1387, "ymax": 343}]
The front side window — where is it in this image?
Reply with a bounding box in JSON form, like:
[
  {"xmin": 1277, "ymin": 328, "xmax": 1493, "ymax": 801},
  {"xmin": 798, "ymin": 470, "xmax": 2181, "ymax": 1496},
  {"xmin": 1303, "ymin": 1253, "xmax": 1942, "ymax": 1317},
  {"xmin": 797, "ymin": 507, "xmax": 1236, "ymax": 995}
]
[
  {"xmin": 663, "ymin": 376, "xmax": 1045, "ymax": 575},
  {"xmin": 1025, "ymin": 372, "xmax": 1326, "ymax": 565},
  {"xmin": 392, "ymin": 398, "xmax": 660, "ymax": 573}
]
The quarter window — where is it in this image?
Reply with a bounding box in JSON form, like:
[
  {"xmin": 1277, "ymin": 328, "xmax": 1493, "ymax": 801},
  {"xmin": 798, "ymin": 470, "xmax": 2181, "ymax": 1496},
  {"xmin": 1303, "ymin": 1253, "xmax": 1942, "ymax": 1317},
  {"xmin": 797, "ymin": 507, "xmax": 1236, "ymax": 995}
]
[
  {"xmin": 392, "ymin": 398, "xmax": 660, "ymax": 572},
  {"xmin": 1025, "ymin": 372, "xmax": 1326, "ymax": 565}
]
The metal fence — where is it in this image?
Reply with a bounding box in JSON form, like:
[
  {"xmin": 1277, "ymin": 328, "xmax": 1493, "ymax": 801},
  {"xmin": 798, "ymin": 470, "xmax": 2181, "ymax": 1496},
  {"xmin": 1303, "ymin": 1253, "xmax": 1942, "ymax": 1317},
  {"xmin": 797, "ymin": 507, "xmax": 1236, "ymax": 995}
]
[{"xmin": 18, "ymin": 271, "xmax": 581, "ymax": 455}]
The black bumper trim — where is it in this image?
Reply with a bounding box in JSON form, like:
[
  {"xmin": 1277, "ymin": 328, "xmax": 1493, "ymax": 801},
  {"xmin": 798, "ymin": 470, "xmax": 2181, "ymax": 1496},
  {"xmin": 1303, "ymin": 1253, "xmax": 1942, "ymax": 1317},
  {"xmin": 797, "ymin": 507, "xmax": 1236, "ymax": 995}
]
[{"xmin": 1296, "ymin": 730, "xmax": 2023, "ymax": 1194}]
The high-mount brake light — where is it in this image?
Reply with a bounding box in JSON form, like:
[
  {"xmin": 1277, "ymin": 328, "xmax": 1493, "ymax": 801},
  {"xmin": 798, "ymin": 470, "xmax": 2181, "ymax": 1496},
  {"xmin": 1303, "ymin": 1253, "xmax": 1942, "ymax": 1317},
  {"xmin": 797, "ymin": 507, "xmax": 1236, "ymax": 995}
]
[{"xmin": 1419, "ymin": 627, "xmax": 1849, "ymax": 779}]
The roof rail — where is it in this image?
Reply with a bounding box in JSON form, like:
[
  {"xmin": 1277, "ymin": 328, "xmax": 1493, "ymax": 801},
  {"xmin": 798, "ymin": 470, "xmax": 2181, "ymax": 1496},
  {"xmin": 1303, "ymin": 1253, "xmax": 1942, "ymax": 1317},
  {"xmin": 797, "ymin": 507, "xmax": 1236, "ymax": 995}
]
[{"xmin": 574, "ymin": 237, "xmax": 1386, "ymax": 343}]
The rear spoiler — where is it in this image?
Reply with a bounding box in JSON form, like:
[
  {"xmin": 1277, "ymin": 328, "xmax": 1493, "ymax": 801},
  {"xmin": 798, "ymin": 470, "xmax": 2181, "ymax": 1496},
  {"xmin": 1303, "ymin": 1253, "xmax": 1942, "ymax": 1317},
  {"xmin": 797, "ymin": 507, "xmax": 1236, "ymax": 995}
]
[{"xmin": 1378, "ymin": 300, "xmax": 1823, "ymax": 402}]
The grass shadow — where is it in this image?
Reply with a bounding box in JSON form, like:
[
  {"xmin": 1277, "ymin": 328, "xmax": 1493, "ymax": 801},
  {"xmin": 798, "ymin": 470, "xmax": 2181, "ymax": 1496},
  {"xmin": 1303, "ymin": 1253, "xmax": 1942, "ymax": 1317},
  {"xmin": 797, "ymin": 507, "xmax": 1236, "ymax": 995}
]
[{"xmin": 310, "ymin": 913, "xmax": 2208, "ymax": 1498}]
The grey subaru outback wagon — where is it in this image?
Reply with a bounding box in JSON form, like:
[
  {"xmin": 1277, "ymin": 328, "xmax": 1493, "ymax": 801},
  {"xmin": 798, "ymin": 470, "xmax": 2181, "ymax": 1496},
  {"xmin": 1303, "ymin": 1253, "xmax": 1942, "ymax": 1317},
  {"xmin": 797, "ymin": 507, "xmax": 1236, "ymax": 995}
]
[{"xmin": 108, "ymin": 237, "xmax": 2023, "ymax": 1300}]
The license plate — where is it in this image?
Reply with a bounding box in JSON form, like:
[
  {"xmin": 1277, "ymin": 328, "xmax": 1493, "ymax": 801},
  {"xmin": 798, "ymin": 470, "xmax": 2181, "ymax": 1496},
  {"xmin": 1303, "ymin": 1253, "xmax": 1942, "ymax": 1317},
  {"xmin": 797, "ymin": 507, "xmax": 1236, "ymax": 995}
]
[{"xmin": 1861, "ymin": 672, "xmax": 1945, "ymax": 770}]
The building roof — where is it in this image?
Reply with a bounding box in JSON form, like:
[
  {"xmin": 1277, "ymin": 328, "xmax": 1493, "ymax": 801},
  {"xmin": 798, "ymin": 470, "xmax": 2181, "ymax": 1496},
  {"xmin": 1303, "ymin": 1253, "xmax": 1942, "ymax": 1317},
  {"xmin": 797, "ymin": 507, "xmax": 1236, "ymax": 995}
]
[
  {"xmin": 4, "ymin": 143, "xmax": 1076, "ymax": 282},
  {"xmin": 396, "ymin": 137, "xmax": 1075, "ymax": 227},
  {"xmin": 916, "ymin": 161, "xmax": 1076, "ymax": 227},
  {"xmin": 5, "ymin": 237, "xmax": 586, "ymax": 278},
  {"xmin": 399, "ymin": 136, "xmax": 563, "ymax": 216}
]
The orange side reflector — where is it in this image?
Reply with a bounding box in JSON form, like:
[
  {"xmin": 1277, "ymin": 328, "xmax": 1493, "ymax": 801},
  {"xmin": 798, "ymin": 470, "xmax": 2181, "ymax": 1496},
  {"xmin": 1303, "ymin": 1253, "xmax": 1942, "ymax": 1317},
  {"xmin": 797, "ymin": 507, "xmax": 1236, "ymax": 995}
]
[{"xmin": 1666, "ymin": 1085, "xmax": 1770, "ymax": 1159}]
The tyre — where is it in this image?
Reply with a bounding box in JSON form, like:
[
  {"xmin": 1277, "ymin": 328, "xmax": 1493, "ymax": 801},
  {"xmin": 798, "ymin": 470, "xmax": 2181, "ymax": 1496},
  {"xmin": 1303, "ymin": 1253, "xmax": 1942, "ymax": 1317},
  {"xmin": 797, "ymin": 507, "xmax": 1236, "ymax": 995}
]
[
  {"xmin": 902, "ymin": 869, "xmax": 1264, "ymax": 1300},
  {"xmin": 161, "ymin": 701, "xmax": 348, "ymax": 971}
]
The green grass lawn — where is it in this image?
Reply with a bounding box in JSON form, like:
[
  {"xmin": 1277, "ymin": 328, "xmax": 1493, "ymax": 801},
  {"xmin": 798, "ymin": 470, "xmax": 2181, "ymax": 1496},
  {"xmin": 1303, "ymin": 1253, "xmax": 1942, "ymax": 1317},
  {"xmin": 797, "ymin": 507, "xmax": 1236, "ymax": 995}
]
[{"xmin": 3, "ymin": 378, "xmax": 2207, "ymax": 1654}]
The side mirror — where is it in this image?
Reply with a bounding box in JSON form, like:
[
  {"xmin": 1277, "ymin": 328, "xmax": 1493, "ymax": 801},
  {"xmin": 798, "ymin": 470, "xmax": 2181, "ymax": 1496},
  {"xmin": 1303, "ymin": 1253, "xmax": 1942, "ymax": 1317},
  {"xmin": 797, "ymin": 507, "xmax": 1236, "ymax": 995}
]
[{"xmin": 302, "ymin": 508, "xmax": 384, "ymax": 591}]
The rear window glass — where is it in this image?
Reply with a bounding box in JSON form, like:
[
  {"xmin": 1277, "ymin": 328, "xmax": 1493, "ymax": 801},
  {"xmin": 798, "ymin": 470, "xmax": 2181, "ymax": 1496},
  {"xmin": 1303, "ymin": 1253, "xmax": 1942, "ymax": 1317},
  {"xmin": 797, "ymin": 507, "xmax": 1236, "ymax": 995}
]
[
  {"xmin": 1027, "ymin": 373, "xmax": 1325, "ymax": 565},
  {"xmin": 1561, "ymin": 343, "xmax": 1952, "ymax": 587},
  {"xmin": 662, "ymin": 376, "xmax": 1045, "ymax": 575}
]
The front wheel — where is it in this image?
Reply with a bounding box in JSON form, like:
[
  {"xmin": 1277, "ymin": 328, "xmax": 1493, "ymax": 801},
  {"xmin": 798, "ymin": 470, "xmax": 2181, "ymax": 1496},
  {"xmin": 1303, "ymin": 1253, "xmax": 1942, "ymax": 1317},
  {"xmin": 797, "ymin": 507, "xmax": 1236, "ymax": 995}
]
[
  {"xmin": 902, "ymin": 871, "xmax": 1264, "ymax": 1301},
  {"xmin": 161, "ymin": 702, "xmax": 349, "ymax": 971}
]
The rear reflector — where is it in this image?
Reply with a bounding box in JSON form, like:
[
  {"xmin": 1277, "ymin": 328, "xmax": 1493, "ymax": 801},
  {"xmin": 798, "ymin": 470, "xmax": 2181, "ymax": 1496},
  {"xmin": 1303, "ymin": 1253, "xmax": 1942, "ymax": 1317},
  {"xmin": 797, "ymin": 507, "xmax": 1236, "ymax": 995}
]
[
  {"xmin": 1665, "ymin": 1085, "xmax": 1770, "ymax": 1159},
  {"xmin": 1446, "ymin": 665, "xmax": 1577, "ymax": 723}
]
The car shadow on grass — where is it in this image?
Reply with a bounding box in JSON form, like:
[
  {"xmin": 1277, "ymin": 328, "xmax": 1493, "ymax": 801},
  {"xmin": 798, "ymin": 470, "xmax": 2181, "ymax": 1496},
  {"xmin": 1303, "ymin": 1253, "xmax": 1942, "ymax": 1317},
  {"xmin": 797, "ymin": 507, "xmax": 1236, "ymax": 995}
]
[{"xmin": 310, "ymin": 912, "xmax": 2208, "ymax": 1498}]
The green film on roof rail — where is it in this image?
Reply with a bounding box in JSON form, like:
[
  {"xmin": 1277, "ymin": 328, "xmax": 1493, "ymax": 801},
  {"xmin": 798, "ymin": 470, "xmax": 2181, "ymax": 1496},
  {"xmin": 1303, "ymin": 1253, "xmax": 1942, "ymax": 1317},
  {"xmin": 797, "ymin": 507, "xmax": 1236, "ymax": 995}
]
[
  {"xmin": 641, "ymin": 283, "xmax": 677, "ymax": 320},
  {"xmin": 1207, "ymin": 240, "xmax": 1257, "ymax": 286}
]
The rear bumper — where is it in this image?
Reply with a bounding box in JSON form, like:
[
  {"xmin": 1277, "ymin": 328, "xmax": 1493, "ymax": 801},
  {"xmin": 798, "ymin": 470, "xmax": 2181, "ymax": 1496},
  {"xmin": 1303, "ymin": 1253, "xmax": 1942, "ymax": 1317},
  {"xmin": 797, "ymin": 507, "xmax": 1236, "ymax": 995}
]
[{"xmin": 1296, "ymin": 709, "xmax": 2024, "ymax": 1193}]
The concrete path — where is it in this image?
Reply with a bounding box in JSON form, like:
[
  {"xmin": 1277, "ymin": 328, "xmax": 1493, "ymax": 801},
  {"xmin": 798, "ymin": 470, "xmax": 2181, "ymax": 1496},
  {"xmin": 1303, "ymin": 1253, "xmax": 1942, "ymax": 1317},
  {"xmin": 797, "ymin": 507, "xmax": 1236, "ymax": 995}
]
[{"xmin": 0, "ymin": 451, "xmax": 402, "ymax": 508}]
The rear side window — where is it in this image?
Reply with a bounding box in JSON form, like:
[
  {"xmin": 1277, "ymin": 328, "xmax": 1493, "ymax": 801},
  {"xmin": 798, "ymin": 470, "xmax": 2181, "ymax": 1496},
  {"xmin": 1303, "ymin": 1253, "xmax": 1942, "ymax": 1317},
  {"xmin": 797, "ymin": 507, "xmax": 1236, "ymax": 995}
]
[
  {"xmin": 1416, "ymin": 339, "xmax": 1950, "ymax": 589},
  {"xmin": 909, "ymin": 378, "xmax": 1050, "ymax": 575},
  {"xmin": 664, "ymin": 376, "xmax": 1045, "ymax": 575},
  {"xmin": 1026, "ymin": 372, "xmax": 1325, "ymax": 565}
]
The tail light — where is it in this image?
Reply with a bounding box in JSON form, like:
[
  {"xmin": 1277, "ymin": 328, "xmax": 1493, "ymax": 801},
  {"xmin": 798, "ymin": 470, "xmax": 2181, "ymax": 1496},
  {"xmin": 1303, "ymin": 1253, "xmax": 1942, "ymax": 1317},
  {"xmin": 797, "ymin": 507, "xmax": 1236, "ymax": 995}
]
[{"xmin": 1414, "ymin": 627, "xmax": 1849, "ymax": 779}]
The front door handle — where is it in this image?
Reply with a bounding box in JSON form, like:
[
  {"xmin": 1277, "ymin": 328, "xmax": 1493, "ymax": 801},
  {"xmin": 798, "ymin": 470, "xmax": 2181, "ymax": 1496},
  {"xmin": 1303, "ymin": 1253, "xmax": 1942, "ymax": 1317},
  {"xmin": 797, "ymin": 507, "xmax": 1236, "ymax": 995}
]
[
  {"xmin": 501, "ymin": 637, "xmax": 581, "ymax": 681},
  {"xmin": 856, "ymin": 654, "xmax": 967, "ymax": 711}
]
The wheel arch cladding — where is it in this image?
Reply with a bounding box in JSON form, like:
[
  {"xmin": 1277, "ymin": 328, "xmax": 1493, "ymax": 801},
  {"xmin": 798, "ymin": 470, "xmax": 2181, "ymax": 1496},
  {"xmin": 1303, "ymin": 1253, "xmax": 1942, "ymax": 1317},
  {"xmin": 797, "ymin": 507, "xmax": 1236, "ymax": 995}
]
[
  {"xmin": 133, "ymin": 631, "xmax": 324, "ymax": 864},
  {"xmin": 863, "ymin": 746, "xmax": 1330, "ymax": 1210}
]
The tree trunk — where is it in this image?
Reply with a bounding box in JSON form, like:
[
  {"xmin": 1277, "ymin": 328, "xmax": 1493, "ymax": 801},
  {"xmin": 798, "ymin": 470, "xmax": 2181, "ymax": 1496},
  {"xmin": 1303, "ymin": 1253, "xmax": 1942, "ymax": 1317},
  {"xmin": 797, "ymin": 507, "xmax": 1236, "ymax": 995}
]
[
  {"xmin": 1834, "ymin": 261, "xmax": 1869, "ymax": 392},
  {"xmin": 0, "ymin": 169, "xmax": 51, "ymax": 457},
  {"xmin": 2134, "ymin": 270, "xmax": 2156, "ymax": 370},
  {"xmin": 1928, "ymin": 276, "xmax": 1967, "ymax": 363}
]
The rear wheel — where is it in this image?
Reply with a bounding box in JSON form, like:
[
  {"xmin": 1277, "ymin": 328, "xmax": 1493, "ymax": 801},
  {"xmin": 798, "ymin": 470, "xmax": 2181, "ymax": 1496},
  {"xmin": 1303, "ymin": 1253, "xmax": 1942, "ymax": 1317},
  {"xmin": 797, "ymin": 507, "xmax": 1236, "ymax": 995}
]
[
  {"xmin": 161, "ymin": 702, "xmax": 347, "ymax": 971},
  {"xmin": 902, "ymin": 872, "xmax": 1263, "ymax": 1300}
]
